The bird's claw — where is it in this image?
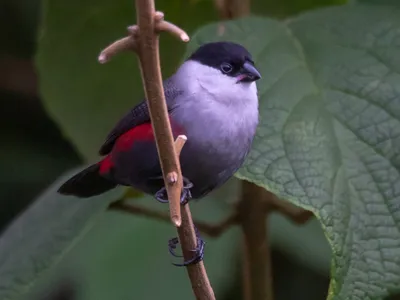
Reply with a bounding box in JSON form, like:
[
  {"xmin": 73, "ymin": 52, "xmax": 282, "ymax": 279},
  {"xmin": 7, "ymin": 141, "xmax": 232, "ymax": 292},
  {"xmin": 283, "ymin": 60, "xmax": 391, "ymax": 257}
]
[
  {"xmin": 155, "ymin": 188, "xmax": 169, "ymax": 203},
  {"xmin": 168, "ymin": 229, "xmax": 205, "ymax": 266},
  {"xmin": 155, "ymin": 177, "xmax": 193, "ymax": 205},
  {"xmin": 180, "ymin": 178, "xmax": 193, "ymax": 205}
]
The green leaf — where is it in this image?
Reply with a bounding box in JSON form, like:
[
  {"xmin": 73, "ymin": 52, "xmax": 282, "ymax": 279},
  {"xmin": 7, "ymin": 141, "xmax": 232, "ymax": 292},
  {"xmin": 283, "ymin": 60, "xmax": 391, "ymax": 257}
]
[
  {"xmin": 355, "ymin": 0, "xmax": 400, "ymax": 7},
  {"xmin": 23, "ymin": 180, "xmax": 241, "ymax": 300},
  {"xmin": 185, "ymin": 4, "xmax": 400, "ymax": 300},
  {"xmin": 252, "ymin": 0, "xmax": 348, "ymax": 19},
  {"xmin": 35, "ymin": 0, "xmax": 217, "ymax": 161},
  {"xmin": 0, "ymin": 168, "xmax": 126, "ymax": 300}
]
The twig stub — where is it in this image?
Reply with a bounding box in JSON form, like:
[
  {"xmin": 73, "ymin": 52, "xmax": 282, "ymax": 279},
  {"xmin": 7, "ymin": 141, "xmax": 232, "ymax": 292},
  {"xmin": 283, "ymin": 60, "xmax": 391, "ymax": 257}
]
[
  {"xmin": 98, "ymin": 36, "xmax": 137, "ymax": 64},
  {"xmin": 156, "ymin": 21, "xmax": 190, "ymax": 42},
  {"xmin": 127, "ymin": 25, "xmax": 140, "ymax": 36},
  {"xmin": 98, "ymin": 10, "xmax": 189, "ymax": 65},
  {"xmin": 167, "ymin": 172, "xmax": 178, "ymax": 184},
  {"xmin": 174, "ymin": 135, "xmax": 187, "ymax": 154},
  {"xmin": 167, "ymin": 135, "xmax": 187, "ymax": 226}
]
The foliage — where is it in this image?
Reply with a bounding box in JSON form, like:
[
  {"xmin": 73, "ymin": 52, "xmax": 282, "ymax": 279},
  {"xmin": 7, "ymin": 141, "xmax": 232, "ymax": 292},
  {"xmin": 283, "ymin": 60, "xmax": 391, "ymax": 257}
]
[
  {"xmin": 356, "ymin": 0, "xmax": 400, "ymax": 6},
  {"xmin": 0, "ymin": 169, "xmax": 125, "ymax": 300},
  {"xmin": 36, "ymin": 0, "xmax": 218, "ymax": 160},
  {"xmin": 184, "ymin": 4, "xmax": 400, "ymax": 299},
  {"xmin": 24, "ymin": 183, "xmax": 242, "ymax": 300},
  {"xmin": 1, "ymin": 0, "xmax": 399, "ymax": 299},
  {"xmin": 35, "ymin": 0, "xmax": 343, "ymax": 161}
]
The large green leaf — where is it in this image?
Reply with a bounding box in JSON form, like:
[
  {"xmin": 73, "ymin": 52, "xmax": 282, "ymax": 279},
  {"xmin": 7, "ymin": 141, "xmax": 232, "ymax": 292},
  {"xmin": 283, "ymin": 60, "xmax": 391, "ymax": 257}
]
[
  {"xmin": 184, "ymin": 4, "xmax": 400, "ymax": 300},
  {"xmin": 0, "ymin": 168, "xmax": 126, "ymax": 300},
  {"xmin": 35, "ymin": 0, "xmax": 217, "ymax": 161}
]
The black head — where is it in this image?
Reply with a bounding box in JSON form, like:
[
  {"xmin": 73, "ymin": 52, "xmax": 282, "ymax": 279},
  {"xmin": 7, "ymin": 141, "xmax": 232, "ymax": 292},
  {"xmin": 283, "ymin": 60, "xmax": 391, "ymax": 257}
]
[{"xmin": 188, "ymin": 41, "xmax": 261, "ymax": 83}]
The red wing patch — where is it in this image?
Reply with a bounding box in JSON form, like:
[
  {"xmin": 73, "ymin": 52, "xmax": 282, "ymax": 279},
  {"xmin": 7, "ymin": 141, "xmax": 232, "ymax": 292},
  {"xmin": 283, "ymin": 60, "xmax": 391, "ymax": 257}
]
[
  {"xmin": 113, "ymin": 118, "xmax": 185, "ymax": 152},
  {"xmin": 114, "ymin": 123, "xmax": 154, "ymax": 152},
  {"xmin": 99, "ymin": 155, "xmax": 114, "ymax": 175}
]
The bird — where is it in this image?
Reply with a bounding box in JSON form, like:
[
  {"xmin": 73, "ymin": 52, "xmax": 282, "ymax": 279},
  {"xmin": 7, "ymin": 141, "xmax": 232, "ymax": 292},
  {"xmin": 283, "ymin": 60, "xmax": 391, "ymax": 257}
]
[{"xmin": 58, "ymin": 41, "xmax": 261, "ymax": 265}]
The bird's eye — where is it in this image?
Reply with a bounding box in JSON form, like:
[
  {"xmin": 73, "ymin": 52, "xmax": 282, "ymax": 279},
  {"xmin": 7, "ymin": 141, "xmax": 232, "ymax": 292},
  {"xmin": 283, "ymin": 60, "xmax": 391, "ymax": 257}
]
[{"xmin": 220, "ymin": 63, "xmax": 233, "ymax": 74}]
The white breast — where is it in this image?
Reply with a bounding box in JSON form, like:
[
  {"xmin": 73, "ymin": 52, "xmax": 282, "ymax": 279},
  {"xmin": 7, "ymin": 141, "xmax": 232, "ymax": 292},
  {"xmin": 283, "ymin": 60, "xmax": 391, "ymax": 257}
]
[{"xmin": 171, "ymin": 60, "xmax": 259, "ymax": 148}]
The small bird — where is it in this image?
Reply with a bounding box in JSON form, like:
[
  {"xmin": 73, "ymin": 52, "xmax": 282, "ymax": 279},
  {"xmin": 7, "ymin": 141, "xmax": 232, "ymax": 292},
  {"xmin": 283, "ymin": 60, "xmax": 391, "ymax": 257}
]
[{"xmin": 58, "ymin": 41, "xmax": 261, "ymax": 264}]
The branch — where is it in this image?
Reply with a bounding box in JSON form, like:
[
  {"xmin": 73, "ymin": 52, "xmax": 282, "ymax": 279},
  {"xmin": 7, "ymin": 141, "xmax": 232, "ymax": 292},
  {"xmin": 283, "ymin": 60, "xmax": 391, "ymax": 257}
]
[
  {"xmin": 99, "ymin": 5, "xmax": 188, "ymax": 227},
  {"xmin": 134, "ymin": 2, "xmax": 185, "ymax": 227},
  {"xmin": 110, "ymin": 201, "xmax": 238, "ymax": 238},
  {"xmin": 214, "ymin": 0, "xmax": 250, "ymax": 20},
  {"xmin": 267, "ymin": 193, "xmax": 314, "ymax": 225},
  {"xmin": 99, "ymin": 1, "xmax": 215, "ymax": 299},
  {"xmin": 238, "ymin": 181, "xmax": 273, "ymax": 300},
  {"xmin": 213, "ymin": 0, "xmax": 250, "ymax": 35}
]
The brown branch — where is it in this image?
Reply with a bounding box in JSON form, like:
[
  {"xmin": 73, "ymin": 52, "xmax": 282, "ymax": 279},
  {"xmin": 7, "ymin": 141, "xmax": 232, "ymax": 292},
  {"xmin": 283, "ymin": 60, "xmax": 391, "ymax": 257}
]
[
  {"xmin": 110, "ymin": 201, "xmax": 238, "ymax": 238},
  {"xmin": 214, "ymin": 0, "xmax": 250, "ymax": 20},
  {"xmin": 238, "ymin": 181, "xmax": 273, "ymax": 300},
  {"xmin": 134, "ymin": 2, "xmax": 185, "ymax": 227},
  {"xmin": 213, "ymin": 0, "xmax": 250, "ymax": 36},
  {"xmin": 173, "ymin": 134, "xmax": 187, "ymax": 154},
  {"xmin": 99, "ymin": 4, "xmax": 190, "ymax": 226},
  {"xmin": 165, "ymin": 134, "xmax": 187, "ymax": 218},
  {"xmin": 99, "ymin": 1, "xmax": 215, "ymax": 299},
  {"xmin": 267, "ymin": 193, "xmax": 314, "ymax": 225},
  {"xmin": 178, "ymin": 204, "xmax": 215, "ymax": 299},
  {"xmin": 0, "ymin": 56, "xmax": 38, "ymax": 96},
  {"xmin": 98, "ymin": 36, "xmax": 137, "ymax": 64},
  {"xmin": 196, "ymin": 213, "xmax": 238, "ymax": 238}
]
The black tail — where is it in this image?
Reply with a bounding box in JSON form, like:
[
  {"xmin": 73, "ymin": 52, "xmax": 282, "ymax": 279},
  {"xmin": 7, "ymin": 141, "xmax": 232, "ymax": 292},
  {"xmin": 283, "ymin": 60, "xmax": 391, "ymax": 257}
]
[{"xmin": 58, "ymin": 164, "xmax": 117, "ymax": 198}]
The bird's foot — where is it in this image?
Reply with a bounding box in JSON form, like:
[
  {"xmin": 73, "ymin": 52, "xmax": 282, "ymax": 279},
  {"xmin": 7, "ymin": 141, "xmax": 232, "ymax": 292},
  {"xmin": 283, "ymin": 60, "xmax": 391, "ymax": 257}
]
[
  {"xmin": 168, "ymin": 227, "xmax": 205, "ymax": 266},
  {"xmin": 155, "ymin": 177, "xmax": 193, "ymax": 205},
  {"xmin": 179, "ymin": 177, "xmax": 193, "ymax": 205}
]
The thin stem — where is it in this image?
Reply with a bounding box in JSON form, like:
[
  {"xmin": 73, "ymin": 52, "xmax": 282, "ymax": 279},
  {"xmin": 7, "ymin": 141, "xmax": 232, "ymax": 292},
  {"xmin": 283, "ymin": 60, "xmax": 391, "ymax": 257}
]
[
  {"xmin": 135, "ymin": 0, "xmax": 183, "ymax": 227},
  {"xmin": 179, "ymin": 204, "xmax": 215, "ymax": 300},
  {"xmin": 99, "ymin": 1, "xmax": 215, "ymax": 298},
  {"xmin": 134, "ymin": 1, "xmax": 214, "ymax": 298},
  {"xmin": 267, "ymin": 194, "xmax": 313, "ymax": 224},
  {"xmin": 110, "ymin": 201, "xmax": 238, "ymax": 238}
]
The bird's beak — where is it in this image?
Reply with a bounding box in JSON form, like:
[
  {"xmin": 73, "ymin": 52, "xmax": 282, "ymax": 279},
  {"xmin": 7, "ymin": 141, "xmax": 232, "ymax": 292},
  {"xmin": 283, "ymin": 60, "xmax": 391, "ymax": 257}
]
[{"xmin": 237, "ymin": 62, "xmax": 261, "ymax": 83}]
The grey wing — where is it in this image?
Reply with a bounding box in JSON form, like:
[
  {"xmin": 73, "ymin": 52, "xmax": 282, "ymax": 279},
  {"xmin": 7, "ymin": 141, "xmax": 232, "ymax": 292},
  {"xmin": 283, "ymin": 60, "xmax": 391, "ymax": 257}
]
[{"xmin": 98, "ymin": 77, "xmax": 183, "ymax": 156}]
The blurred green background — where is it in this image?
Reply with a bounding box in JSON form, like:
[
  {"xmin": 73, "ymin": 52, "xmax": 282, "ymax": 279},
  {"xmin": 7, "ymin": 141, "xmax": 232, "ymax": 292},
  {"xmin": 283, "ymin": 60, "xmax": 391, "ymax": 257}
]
[{"xmin": 1, "ymin": 0, "xmax": 377, "ymax": 299}]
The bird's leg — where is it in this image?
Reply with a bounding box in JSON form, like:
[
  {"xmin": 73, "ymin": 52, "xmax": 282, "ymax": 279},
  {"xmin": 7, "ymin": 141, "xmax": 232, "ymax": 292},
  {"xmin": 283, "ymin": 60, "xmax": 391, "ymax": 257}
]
[
  {"xmin": 157, "ymin": 177, "xmax": 201, "ymax": 265},
  {"xmin": 155, "ymin": 177, "xmax": 193, "ymax": 205},
  {"xmin": 168, "ymin": 226, "xmax": 205, "ymax": 266}
]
